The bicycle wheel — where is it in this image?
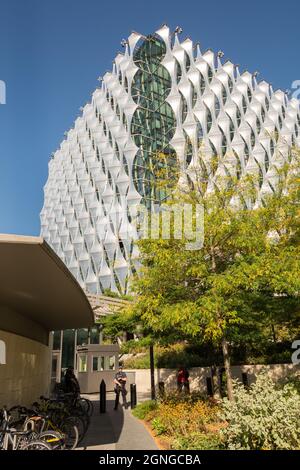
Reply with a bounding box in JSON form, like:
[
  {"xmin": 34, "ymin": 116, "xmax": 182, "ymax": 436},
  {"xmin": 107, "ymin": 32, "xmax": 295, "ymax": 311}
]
[
  {"xmin": 77, "ymin": 398, "xmax": 93, "ymax": 417},
  {"xmin": 60, "ymin": 421, "xmax": 79, "ymax": 450},
  {"xmin": 39, "ymin": 430, "xmax": 65, "ymax": 450},
  {"xmin": 22, "ymin": 440, "xmax": 52, "ymax": 450},
  {"xmin": 68, "ymin": 415, "xmax": 87, "ymax": 443}
]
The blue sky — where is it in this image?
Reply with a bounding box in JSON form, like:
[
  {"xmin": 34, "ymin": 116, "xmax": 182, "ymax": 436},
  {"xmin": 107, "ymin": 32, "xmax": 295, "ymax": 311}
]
[{"xmin": 0, "ymin": 0, "xmax": 299, "ymax": 235}]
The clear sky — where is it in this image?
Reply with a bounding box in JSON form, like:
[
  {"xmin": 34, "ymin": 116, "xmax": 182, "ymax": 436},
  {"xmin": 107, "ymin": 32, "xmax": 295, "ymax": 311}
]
[{"xmin": 0, "ymin": 0, "xmax": 299, "ymax": 235}]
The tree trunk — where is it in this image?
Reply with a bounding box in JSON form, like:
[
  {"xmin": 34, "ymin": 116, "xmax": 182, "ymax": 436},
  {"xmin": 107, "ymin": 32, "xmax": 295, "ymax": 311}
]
[
  {"xmin": 149, "ymin": 345, "xmax": 156, "ymax": 400},
  {"xmin": 211, "ymin": 364, "xmax": 221, "ymax": 399},
  {"xmin": 271, "ymin": 324, "xmax": 277, "ymax": 343},
  {"xmin": 221, "ymin": 337, "xmax": 234, "ymax": 401}
]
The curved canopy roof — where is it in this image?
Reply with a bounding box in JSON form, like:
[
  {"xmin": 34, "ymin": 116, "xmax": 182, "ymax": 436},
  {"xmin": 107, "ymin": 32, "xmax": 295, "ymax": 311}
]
[{"xmin": 0, "ymin": 234, "xmax": 94, "ymax": 334}]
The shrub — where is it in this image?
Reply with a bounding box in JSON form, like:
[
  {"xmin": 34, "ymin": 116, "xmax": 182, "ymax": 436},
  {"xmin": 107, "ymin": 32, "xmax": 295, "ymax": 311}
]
[
  {"xmin": 151, "ymin": 417, "xmax": 167, "ymax": 435},
  {"xmin": 123, "ymin": 355, "xmax": 151, "ymax": 369},
  {"xmin": 122, "ymin": 342, "xmax": 206, "ymax": 369},
  {"xmin": 280, "ymin": 373, "xmax": 300, "ymax": 394},
  {"xmin": 132, "ymin": 400, "xmax": 158, "ymax": 420},
  {"xmin": 220, "ymin": 372, "xmax": 300, "ymax": 450},
  {"xmin": 132, "ymin": 394, "xmax": 222, "ymax": 450},
  {"xmin": 173, "ymin": 432, "xmax": 222, "ymax": 450},
  {"xmin": 158, "ymin": 390, "xmax": 208, "ymax": 405},
  {"xmin": 150, "ymin": 399, "xmax": 219, "ymax": 438}
]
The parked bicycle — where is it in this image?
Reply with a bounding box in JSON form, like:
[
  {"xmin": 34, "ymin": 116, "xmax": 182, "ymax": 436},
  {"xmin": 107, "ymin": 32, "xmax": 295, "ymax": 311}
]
[{"xmin": 0, "ymin": 391, "xmax": 93, "ymax": 450}]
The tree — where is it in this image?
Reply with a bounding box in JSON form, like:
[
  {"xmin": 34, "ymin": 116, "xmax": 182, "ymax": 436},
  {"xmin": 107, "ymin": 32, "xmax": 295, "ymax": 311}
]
[{"xmin": 119, "ymin": 148, "xmax": 300, "ymax": 400}]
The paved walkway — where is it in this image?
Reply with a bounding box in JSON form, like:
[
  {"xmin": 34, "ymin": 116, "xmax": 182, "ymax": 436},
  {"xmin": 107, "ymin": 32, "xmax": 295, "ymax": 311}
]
[{"xmin": 78, "ymin": 394, "xmax": 158, "ymax": 450}]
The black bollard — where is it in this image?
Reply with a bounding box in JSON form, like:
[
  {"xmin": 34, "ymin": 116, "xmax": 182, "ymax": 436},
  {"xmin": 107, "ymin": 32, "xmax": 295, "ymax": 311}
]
[
  {"xmin": 130, "ymin": 383, "xmax": 137, "ymax": 409},
  {"xmin": 100, "ymin": 379, "xmax": 106, "ymax": 413}
]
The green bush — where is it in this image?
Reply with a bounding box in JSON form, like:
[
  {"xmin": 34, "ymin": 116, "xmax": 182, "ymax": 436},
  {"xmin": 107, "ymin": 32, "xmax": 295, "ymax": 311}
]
[
  {"xmin": 120, "ymin": 338, "xmax": 153, "ymax": 354},
  {"xmin": 123, "ymin": 355, "xmax": 151, "ymax": 369},
  {"xmin": 173, "ymin": 432, "xmax": 222, "ymax": 450},
  {"xmin": 132, "ymin": 400, "xmax": 158, "ymax": 420},
  {"xmin": 158, "ymin": 390, "xmax": 207, "ymax": 405},
  {"xmin": 151, "ymin": 417, "xmax": 167, "ymax": 435},
  {"xmin": 283, "ymin": 374, "xmax": 300, "ymax": 394},
  {"xmin": 220, "ymin": 372, "xmax": 300, "ymax": 450},
  {"xmin": 123, "ymin": 343, "xmax": 206, "ymax": 369}
]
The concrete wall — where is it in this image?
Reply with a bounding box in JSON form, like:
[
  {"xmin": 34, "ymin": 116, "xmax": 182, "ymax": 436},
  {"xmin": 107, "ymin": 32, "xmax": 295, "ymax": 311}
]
[
  {"xmin": 125, "ymin": 364, "xmax": 300, "ymax": 398},
  {"xmin": 0, "ymin": 329, "xmax": 51, "ymax": 408}
]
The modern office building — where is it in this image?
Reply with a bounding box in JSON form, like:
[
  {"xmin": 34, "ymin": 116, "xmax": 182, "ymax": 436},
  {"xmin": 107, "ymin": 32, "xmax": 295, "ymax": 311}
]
[{"xmin": 41, "ymin": 25, "xmax": 300, "ymax": 295}]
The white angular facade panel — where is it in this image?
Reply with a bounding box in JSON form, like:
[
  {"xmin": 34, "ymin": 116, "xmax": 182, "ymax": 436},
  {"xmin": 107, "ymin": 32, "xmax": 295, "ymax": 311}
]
[{"xmin": 41, "ymin": 26, "xmax": 300, "ymax": 295}]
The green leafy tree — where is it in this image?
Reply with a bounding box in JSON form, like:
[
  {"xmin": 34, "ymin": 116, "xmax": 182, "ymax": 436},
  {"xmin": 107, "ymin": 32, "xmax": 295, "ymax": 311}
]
[{"xmin": 119, "ymin": 147, "xmax": 300, "ymax": 400}]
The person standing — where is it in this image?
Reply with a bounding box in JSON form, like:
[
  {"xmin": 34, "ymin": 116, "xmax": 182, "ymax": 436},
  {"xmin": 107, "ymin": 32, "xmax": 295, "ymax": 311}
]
[
  {"xmin": 177, "ymin": 366, "xmax": 190, "ymax": 393},
  {"xmin": 114, "ymin": 365, "xmax": 128, "ymax": 410},
  {"xmin": 64, "ymin": 366, "xmax": 81, "ymax": 397}
]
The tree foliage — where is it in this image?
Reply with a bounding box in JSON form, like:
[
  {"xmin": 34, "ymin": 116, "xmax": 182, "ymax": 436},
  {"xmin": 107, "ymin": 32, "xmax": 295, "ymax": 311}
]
[{"xmin": 104, "ymin": 148, "xmax": 300, "ymax": 397}]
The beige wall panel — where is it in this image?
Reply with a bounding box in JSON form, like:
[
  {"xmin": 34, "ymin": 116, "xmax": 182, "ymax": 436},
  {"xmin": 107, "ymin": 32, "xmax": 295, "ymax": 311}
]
[{"xmin": 0, "ymin": 330, "xmax": 51, "ymax": 408}]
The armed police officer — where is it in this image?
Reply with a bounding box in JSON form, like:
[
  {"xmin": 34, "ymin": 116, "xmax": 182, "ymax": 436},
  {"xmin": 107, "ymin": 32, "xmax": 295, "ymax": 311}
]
[{"xmin": 114, "ymin": 364, "xmax": 128, "ymax": 410}]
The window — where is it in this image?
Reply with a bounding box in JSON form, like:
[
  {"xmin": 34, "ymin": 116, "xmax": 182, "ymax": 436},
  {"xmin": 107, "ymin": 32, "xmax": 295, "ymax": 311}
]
[
  {"xmin": 185, "ymin": 52, "xmax": 191, "ymax": 72},
  {"xmin": 219, "ymin": 127, "xmax": 227, "ymax": 156},
  {"xmin": 214, "ymin": 95, "xmax": 221, "ymax": 117},
  {"xmin": 190, "ymin": 80, "xmax": 197, "ymax": 107},
  {"xmin": 78, "ymin": 355, "xmax": 87, "ymax": 372},
  {"xmin": 176, "ymin": 60, "xmax": 182, "ymax": 83},
  {"xmin": 196, "ymin": 119, "xmax": 204, "ymax": 146},
  {"xmin": 247, "ymin": 86, "xmax": 252, "ymax": 103},
  {"xmin": 115, "ymin": 142, "xmax": 120, "ymax": 160},
  {"xmin": 236, "ymin": 106, "xmax": 242, "ymax": 127},
  {"xmin": 256, "ymin": 117, "xmax": 261, "ymax": 134},
  {"xmin": 199, "ymin": 73, "xmax": 206, "ymax": 94},
  {"xmin": 228, "ymin": 115, "xmax": 235, "ymax": 141},
  {"xmin": 92, "ymin": 355, "xmax": 115, "ymax": 371},
  {"xmin": 124, "ymin": 77, "xmax": 128, "ymax": 93},
  {"xmin": 250, "ymin": 126, "xmax": 255, "ymax": 149},
  {"xmin": 184, "ymin": 130, "xmax": 193, "ymax": 167},
  {"xmin": 206, "ymin": 105, "xmax": 213, "ymax": 133},
  {"xmin": 221, "ymin": 85, "xmax": 227, "ymax": 105},
  {"xmin": 92, "ymin": 356, "xmax": 104, "ymax": 371},
  {"xmin": 180, "ymin": 92, "xmax": 188, "ymax": 122},
  {"xmin": 264, "ymin": 150, "xmax": 269, "ymax": 172},
  {"xmin": 265, "ymin": 96, "xmax": 270, "ymax": 111}
]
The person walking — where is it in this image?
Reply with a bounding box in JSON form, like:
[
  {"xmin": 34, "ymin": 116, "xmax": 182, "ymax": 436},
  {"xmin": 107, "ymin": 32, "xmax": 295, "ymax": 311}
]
[{"xmin": 114, "ymin": 365, "xmax": 128, "ymax": 410}]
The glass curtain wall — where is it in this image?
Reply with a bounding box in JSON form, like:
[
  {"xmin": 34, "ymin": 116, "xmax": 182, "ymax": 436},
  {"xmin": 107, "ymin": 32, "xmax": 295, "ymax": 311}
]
[{"xmin": 131, "ymin": 35, "xmax": 178, "ymax": 208}]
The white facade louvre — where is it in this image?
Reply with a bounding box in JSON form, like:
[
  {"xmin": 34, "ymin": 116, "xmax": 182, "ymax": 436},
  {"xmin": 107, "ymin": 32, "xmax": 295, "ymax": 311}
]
[{"xmin": 41, "ymin": 25, "xmax": 300, "ymax": 295}]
